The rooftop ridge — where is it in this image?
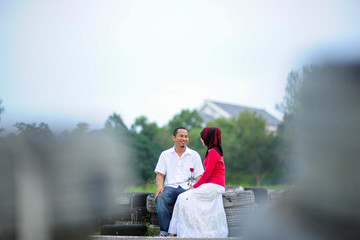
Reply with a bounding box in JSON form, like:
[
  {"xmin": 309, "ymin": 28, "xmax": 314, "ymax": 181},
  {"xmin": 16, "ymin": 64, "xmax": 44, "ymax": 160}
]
[{"xmin": 209, "ymin": 100, "xmax": 266, "ymax": 112}]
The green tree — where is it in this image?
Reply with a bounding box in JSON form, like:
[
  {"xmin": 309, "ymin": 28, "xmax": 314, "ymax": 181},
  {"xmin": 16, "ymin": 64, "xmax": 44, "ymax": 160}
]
[
  {"xmin": 130, "ymin": 116, "xmax": 164, "ymax": 185},
  {"xmin": 188, "ymin": 127, "xmax": 206, "ymax": 157},
  {"xmin": 103, "ymin": 113, "xmax": 166, "ymax": 185},
  {"xmin": 275, "ymin": 65, "xmax": 317, "ymax": 183},
  {"xmin": 104, "ymin": 113, "xmax": 133, "ymax": 150},
  {"xmin": 132, "ymin": 133, "xmax": 162, "ymax": 185},
  {"xmin": 235, "ymin": 111, "xmax": 276, "ymax": 186},
  {"xmin": 0, "ymin": 99, "xmax": 4, "ymax": 132},
  {"xmin": 13, "ymin": 122, "xmax": 52, "ymax": 138},
  {"xmin": 103, "ymin": 113, "xmax": 139, "ymax": 184},
  {"xmin": 276, "ymin": 65, "xmax": 318, "ymax": 142},
  {"xmin": 206, "ymin": 117, "xmax": 243, "ymax": 184},
  {"xmin": 72, "ymin": 122, "xmax": 90, "ymax": 134},
  {"xmin": 276, "ymin": 65, "xmax": 317, "ymax": 116},
  {"xmin": 153, "ymin": 127, "xmax": 173, "ymax": 150},
  {"xmin": 167, "ymin": 109, "xmax": 203, "ymax": 133},
  {"xmin": 131, "ymin": 116, "xmax": 159, "ymax": 141},
  {"xmin": 0, "ymin": 99, "xmax": 4, "ymax": 120},
  {"xmin": 105, "ymin": 113, "xmax": 129, "ymax": 134},
  {"xmin": 206, "ymin": 112, "xmax": 277, "ymax": 186}
]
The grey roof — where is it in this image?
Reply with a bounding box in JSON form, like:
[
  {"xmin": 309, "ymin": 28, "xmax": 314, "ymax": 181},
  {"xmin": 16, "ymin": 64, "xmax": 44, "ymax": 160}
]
[
  {"xmin": 201, "ymin": 100, "xmax": 281, "ymax": 126},
  {"xmin": 199, "ymin": 112, "xmax": 215, "ymax": 124}
]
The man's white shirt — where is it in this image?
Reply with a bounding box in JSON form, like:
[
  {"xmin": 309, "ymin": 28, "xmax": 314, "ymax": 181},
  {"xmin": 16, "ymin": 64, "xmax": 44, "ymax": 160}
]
[{"xmin": 154, "ymin": 146, "xmax": 204, "ymax": 189}]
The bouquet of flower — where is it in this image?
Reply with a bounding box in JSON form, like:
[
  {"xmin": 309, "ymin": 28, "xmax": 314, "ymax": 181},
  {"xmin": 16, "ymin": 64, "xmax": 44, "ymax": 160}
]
[{"xmin": 188, "ymin": 168, "xmax": 196, "ymax": 186}]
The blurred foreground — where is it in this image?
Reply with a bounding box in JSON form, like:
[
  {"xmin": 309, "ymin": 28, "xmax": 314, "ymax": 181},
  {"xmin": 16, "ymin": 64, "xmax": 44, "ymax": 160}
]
[
  {"xmin": 243, "ymin": 64, "xmax": 360, "ymax": 240},
  {"xmin": 1, "ymin": 63, "xmax": 360, "ymax": 240},
  {"xmin": 0, "ymin": 131, "xmax": 132, "ymax": 240}
]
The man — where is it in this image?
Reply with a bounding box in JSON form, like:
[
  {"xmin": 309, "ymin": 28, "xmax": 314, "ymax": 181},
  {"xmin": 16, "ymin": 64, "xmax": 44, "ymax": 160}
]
[{"xmin": 154, "ymin": 127, "xmax": 204, "ymax": 237}]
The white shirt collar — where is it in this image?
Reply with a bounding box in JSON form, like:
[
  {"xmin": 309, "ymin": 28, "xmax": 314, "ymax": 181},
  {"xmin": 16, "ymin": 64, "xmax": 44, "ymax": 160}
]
[{"xmin": 171, "ymin": 146, "xmax": 192, "ymax": 156}]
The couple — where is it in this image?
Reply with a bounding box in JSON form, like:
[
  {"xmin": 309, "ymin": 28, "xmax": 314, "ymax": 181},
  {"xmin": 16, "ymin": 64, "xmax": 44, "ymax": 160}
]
[{"xmin": 154, "ymin": 126, "xmax": 228, "ymax": 237}]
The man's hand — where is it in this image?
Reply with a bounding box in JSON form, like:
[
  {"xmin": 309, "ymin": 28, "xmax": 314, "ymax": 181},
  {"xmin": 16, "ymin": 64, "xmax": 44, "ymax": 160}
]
[
  {"xmin": 155, "ymin": 172, "xmax": 165, "ymax": 199},
  {"xmin": 155, "ymin": 187, "xmax": 164, "ymax": 199}
]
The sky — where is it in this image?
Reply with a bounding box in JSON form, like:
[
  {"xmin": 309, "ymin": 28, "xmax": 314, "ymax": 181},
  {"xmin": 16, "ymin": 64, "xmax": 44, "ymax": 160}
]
[{"xmin": 1, "ymin": 0, "xmax": 360, "ymax": 133}]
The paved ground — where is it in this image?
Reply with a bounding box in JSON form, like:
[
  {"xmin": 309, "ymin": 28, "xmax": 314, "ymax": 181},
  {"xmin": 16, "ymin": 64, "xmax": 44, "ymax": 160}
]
[{"xmin": 90, "ymin": 236, "xmax": 242, "ymax": 240}]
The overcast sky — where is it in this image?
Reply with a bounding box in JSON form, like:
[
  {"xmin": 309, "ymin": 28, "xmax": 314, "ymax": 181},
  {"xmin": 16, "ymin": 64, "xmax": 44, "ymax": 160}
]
[{"xmin": 1, "ymin": 0, "xmax": 360, "ymax": 133}]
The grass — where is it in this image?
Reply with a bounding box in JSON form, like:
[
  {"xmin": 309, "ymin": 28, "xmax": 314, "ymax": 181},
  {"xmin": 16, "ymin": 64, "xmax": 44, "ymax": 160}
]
[
  {"xmin": 260, "ymin": 184, "xmax": 289, "ymax": 190},
  {"xmin": 124, "ymin": 184, "xmax": 158, "ymax": 193}
]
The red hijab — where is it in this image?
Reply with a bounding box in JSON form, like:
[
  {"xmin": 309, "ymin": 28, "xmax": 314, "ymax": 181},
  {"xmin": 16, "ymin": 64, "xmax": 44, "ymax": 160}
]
[{"xmin": 200, "ymin": 127, "xmax": 223, "ymax": 158}]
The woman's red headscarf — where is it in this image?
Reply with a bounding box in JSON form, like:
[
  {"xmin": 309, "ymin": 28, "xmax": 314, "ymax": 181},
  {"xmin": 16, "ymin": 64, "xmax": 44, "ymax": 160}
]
[{"xmin": 200, "ymin": 127, "xmax": 223, "ymax": 157}]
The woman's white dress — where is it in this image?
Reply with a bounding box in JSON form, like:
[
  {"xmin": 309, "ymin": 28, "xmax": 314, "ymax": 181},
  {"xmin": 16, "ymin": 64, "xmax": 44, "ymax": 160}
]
[{"xmin": 168, "ymin": 183, "xmax": 228, "ymax": 238}]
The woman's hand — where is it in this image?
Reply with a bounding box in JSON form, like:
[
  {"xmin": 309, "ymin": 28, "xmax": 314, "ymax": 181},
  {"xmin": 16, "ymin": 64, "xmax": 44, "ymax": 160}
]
[{"xmin": 189, "ymin": 185, "xmax": 194, "ymax": 190}]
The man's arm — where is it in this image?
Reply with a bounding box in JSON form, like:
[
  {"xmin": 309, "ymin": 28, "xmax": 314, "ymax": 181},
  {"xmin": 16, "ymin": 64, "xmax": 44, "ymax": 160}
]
[{"xmin": 155, "ymin": 172, "xmax": 165, "ymax": 199}]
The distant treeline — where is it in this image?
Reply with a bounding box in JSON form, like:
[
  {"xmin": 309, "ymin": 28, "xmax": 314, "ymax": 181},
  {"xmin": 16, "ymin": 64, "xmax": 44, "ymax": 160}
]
[
  {"xmin": 1, "ymin": 66, "xmax": 316, "ymax": 187},
  {"xmin": 0, "ymin": 108, "xmax": 291, "ymax": 187}
]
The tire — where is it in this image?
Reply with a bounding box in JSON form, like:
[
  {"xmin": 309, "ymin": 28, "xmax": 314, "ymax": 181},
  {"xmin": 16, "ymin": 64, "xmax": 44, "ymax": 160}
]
[
  {"xmin": 244, "ymin": 187, "xmax": 268, "ymax": 205},
  {"xmin": 99, "ymin": 216, "xmax": 116, "ymax": 225},
  {"xmin": 131, "ymin": 193, "xmax": 151, "ymax": 209},
  {"xmin": 225, "ymin": 207, "xmax": 254, "ymax": 227},
  {"xmin": 146, "ymin": 193, "xmax": 157, "ymax": 213},
  {"xmin": 223, "ymin": 190, "xmax": 255, "ymax": 208},
  {"xmin": 228, "ymin": 226, "xmax": 244, "ymax": 237},
  {"xmin": 268, "ymin": 189, "xmax": 286, "ymax": 203},
  {"xmin": 131, "ymin": 206, "xmax": 149, "ymax": 222},
  {"xmin": 112, "ymin": 192, "xmax": 151, "ymax": 221},
  {"xmin": 115, "ymin": 193, "xmax": 137, "ymax": 206},
  {"xmin": 225, "ymin": 205, "xmax": 254, "ymax": 216},
  {"xmin": 116, "ymin": 192, "xmax": 149, "ymax": 206},
  {"xmin": 225, "ymin": 185, "xmax": 245, "ymax": 192},
  {"xmin": 111, "ymin": 205, "xmax": 132, "ymax": 221},
  {"xmin": 151, "ymin": 213, "xmax": 159, "ymax": 225},
  {"xmin": 111, "ymin": 193, "xmax": 135, "ymax": 221},
  {"xmin": 149, "ymin": 224, "xmax": 160, "ymax": 236},
  {"xmin": 100, "ymin": 223, "xmax": 148, "ymax": 236}
]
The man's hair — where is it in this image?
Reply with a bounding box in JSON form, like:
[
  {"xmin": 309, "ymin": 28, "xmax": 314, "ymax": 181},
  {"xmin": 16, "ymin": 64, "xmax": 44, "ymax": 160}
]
[{"xmin": 173, "ymin": 127, "xmax": 187, "ymax": 137}]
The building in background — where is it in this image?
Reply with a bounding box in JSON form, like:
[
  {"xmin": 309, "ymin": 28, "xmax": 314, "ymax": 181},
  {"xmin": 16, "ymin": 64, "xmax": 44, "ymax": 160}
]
[{"xmin": 198, "ymin": 100, "xmax": 281, "ymax": 132}]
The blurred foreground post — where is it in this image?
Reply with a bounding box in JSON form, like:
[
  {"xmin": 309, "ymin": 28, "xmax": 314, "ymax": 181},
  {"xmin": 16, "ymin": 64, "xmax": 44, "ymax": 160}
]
[
  {"xmin": 0, "ymin": 131, "xmax": 132, "ymax": 240},
  {"xmin": 244, "ymin": 64, "xmax": 360, "ymax": 240}
]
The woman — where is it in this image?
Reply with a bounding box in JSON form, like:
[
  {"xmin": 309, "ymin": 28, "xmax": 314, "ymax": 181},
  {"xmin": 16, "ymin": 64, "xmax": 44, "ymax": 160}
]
[{"xmin": 168, "ymin": 127, "xmax": 228, "ymax": 238}]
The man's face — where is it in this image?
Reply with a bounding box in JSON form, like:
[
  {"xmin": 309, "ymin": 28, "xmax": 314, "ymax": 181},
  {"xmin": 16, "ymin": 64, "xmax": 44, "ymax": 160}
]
[{"xmin": 173, "ymin": 129, "xmax": 189, "ymax": 148}]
